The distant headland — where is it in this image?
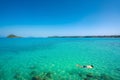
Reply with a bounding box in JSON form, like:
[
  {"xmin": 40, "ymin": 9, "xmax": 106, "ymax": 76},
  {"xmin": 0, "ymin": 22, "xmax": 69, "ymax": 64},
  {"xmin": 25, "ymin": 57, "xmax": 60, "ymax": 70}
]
[{"xmin": 48, "ymin": 35, "xmax": 120, "ymax": 38}]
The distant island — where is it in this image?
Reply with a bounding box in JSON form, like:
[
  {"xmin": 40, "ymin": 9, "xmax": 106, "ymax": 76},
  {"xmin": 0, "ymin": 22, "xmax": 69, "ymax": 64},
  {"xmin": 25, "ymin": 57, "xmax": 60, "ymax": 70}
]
[
  {"xmin": 48, "ymin": 35, "xmax": 120, "ymax": 38},
  {"xmin": 7, "ymin": 34, "xmax": 22, "ymax": 38}
]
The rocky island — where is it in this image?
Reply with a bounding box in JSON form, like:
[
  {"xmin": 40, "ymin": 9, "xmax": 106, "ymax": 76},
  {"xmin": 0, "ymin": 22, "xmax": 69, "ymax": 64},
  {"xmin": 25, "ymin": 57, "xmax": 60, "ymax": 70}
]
[{"xmin": 7, "ymin": 34, "xmax": 22, "ymax": 38}]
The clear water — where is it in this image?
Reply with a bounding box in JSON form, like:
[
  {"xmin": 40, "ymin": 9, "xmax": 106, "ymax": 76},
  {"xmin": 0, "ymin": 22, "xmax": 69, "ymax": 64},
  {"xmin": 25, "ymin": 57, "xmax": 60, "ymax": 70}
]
[{"xmin": 0, "ymin": 38, "xmax": 120, "ymax": 80}]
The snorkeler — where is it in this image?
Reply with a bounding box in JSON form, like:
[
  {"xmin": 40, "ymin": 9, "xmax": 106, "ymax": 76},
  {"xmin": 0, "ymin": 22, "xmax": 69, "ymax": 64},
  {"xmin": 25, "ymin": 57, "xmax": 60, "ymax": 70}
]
[{"xmin": 76, "ymin": 64, "xmax": 94, "ymax": 69}]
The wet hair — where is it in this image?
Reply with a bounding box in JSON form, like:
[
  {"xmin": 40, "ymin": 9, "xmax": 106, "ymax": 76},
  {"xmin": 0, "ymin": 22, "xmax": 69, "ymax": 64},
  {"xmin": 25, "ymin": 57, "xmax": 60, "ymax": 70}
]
[
  {"xmin": 83, "ymin": 66, "xmax": 87, "ymax": 68},
  {"xmin": 91, "ymin": 65, "xmax": 94, "ymax": 68}
]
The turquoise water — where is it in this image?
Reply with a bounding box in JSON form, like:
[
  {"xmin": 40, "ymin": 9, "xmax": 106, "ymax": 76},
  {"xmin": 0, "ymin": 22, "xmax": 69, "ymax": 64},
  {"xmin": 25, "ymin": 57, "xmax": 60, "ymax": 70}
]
[{"xmin": 0, "ymin": 38, "xmax": 120, "ymax": 80}]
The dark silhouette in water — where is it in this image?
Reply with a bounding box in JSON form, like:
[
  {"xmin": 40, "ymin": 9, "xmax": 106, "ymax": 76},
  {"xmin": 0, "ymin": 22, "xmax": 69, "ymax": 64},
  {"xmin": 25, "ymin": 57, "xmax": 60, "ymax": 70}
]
[
  {"xmin": 45, "ymin": 72, "xmax": 52, "ymax": 79},
  {"xmin": 13, "ymin": 73, "xmax": 23, "ymax": 80},
  {"xmin": 32, "ymin": 76, "xmax": 41, "ymax": 80},
  {"xmin": 30, "ymin": 71, "xmax": 37, "ymax": 76}
]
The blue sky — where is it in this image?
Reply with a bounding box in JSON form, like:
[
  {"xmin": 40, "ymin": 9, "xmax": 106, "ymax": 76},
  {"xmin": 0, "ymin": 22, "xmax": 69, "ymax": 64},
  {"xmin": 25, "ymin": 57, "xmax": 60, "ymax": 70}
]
[{"xmin": 0, "ymin": 0, "xmax": 120, "ymax": 37}]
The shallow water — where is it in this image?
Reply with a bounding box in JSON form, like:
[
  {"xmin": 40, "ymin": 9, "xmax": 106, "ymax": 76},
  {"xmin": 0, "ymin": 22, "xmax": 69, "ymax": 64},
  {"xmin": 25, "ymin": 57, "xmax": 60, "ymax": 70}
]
[{"xmin": 0, "ymin": 38, "xmax": 120, "ymax": 80}]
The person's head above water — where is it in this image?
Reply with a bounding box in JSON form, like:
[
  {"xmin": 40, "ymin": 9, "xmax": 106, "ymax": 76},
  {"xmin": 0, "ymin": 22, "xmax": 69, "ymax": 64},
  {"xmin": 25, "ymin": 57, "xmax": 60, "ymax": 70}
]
[{"xmin": 91, "ymin": 65, "xmax": 94, "ymax": 68}]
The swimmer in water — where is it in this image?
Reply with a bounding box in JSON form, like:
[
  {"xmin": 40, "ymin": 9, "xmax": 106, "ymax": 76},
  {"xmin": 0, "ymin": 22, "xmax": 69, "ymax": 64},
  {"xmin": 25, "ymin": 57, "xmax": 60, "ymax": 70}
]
[{"xmin": 76, "ymin": 64, "xmax": 94, "ymax": 69}]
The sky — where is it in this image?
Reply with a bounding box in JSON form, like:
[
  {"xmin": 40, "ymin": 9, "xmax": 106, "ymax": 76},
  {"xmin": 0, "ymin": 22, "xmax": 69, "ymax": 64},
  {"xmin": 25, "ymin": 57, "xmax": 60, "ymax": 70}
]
[{"xmin": 0, "ymin": 0, "xmax": 120, "ymax": 37}]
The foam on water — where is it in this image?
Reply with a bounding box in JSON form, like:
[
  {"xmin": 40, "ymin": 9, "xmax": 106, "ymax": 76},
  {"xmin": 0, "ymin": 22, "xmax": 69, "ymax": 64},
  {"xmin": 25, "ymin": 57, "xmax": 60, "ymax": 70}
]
[{"xmin": 0, "ymin": 38, "xmax": 120, "ymax": 80}]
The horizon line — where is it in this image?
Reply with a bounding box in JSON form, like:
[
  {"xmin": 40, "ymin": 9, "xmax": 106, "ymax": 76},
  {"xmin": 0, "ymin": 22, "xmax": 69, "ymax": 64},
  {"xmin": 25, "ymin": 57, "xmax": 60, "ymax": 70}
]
[{"xmin": 1, "ymin": 34, "xmax": 120, "ymax": 38}]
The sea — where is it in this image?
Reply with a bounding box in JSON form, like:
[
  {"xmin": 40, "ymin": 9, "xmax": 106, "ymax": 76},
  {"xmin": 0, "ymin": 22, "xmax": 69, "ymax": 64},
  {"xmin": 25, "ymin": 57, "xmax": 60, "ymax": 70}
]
[{"xmin": 0, "ymin": 38, "xmax": 120, "ymax": 80}]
